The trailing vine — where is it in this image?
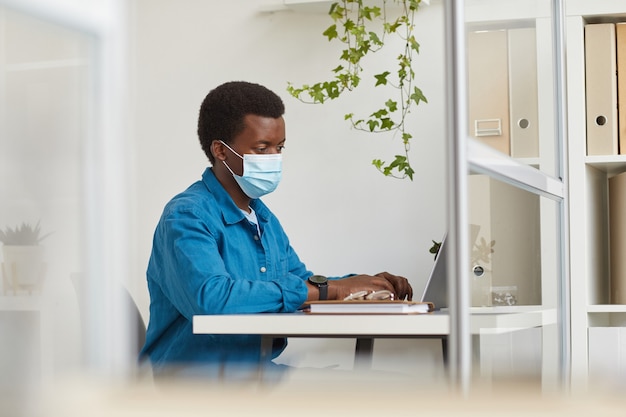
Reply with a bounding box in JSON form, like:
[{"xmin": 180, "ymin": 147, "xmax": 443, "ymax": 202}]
[{"xmin": 287, "ymin": 0, "xmax": 426, "ymax": 180}]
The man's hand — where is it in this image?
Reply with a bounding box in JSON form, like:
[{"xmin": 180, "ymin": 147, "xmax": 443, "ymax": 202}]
[
  {"xmin": 328, "ymin": 273, "xmax": 413, "ymax": 301},
  {"xmin": 374, "ymin": 272, "xmax": 413, "ymax": 301}
]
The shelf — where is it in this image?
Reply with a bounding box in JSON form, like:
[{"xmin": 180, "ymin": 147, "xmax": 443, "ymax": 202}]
[
  {"xmin": 4, "ymin": 58, "xmax": 87, "ymax": 72},
  {"xmin": 587, "ymin": 307, "xmax": 626, "ymax": 328},
  {"xmin": 0, "ymin": 295, "xmax": 44, "ymax": 311},
  {"xmin": 585, "ymin": 155, "xmax": 626, "ymax": 176},
  {"xmin": 468, "ymin": 138, "xmax": 564, "ymax": 200},
  {"xmin": 566, "ymin": 0, "xmax": 626, "ymax": 20},
  {"xmin": 259, "ymin": 0, "xmax": 431, "ymax": 13},
  {"xmin": 587, "ymin": 304, "xmax": 626, "ymax": 313},
  {"xmin": 515, "ymin": 157, "xmax": 540, "ymax": 167}
]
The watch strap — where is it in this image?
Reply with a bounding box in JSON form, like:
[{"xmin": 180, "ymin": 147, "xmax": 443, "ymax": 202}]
[{"xmin": 318, "ymin": 282, "xmax": 328, "ymax": 300}]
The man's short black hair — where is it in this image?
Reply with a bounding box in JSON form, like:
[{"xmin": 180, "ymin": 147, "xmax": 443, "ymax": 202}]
[{"xmin": 198, "ymin": 81, "xmax": 285, "ymax": 164}]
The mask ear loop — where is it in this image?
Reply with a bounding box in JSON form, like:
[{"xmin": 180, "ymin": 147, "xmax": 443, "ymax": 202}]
[
  {"xmin": 219, "ymin": 140, "xmax": 244, "ymax": 159},
  {"xmin": 219, "ymin": 140, "xmax": 243, "ymax": 177},
  {"xmin": 222, "ymin": 159, "xmax": 237, "ymax": 177}
]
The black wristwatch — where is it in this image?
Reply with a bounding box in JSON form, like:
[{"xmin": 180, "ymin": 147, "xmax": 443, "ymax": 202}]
[{"xmin": 308, "ymin": 275, "xmax": 328, "ymax": 300}]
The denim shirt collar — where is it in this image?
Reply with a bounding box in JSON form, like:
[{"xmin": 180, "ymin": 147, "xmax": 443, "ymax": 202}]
[{"xmin": 201, "ymin": 167, "xmax": 270, "ymax": 225}]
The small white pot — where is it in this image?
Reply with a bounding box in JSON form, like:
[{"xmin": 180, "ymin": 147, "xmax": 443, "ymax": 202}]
[{"xmin": 2, "ymin": 245, "xmax": 46, "ymax": 295}]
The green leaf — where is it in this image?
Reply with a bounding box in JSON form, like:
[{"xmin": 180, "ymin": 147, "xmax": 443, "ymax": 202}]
[
  {"xmin": 385, "ymin": 99, "xmax": 398, "ymax": 112},
  {"xmin": 408, "ymin": 35, "xmax": 420, "ymax": 53},
  {"xmin": 380, "ymin": 118, "xmax": 394, "ymax": 130},
  {"xmin": 323, "ymin": 24, "xmax": 338, "ymax": 41},
  {"xmin": 369, "ymin": 31, "xmax": 382, "ymax": 46},
  {"xmin": 383, "ymin": 155, "xmax": 409, "ymax": 176},
  {"xmin": 374, "ymin": 71, "xmax": 390, "ymax": 86},
  {"xmin": 372, "ymin": 155, "xmax": 414, "ymax": 180},
  {"xmin": 385, "ymin": 20, "xmax": 401, "ymax": 33},
  {"xmin": 361, "ymin": 6, "xmax": 381, "ymax": 21},
  {"xmin": 404, "ymin": 165, "xmax": 415, "ymax": 180},
  {"xmin": 329, "ymin": 3, "xmax": 344, "ymax": 20},
  {"xmin": 430, "ymin": 240, "xmax": 442, "ymax": 259},
  {"xmin": 344, "ymin": 18, "xmax": 356, "ymax": 32},
  {"xmin": 410, "ymin": 86, "xmax": 428, "ymax": 105},
  {"xmin": 371, "ymin": 108, "xmax": 388, "ymax": 118},
  {"xmin": 310, "ymin": 84, "xmax": 327, "ymax": 103},
  {"xmin": 327, "ymin": 81, "xmax": 343, "ymax": 98}
]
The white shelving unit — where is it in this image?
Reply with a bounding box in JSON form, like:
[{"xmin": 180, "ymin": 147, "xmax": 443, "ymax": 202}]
[{"xmin": 565, "ymin": 0, "xmax": 626, "ymax": 386}]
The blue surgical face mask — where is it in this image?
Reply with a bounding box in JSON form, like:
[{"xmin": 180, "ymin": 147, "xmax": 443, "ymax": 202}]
[{"xmin": 220, "ymin": 140, "xmax": 283, "ymax": 199}]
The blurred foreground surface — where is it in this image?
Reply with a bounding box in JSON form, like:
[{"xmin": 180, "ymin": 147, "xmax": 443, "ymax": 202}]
[{"xmin": 34, "ymin": 369, "xmax": 626, "ymax": 417}]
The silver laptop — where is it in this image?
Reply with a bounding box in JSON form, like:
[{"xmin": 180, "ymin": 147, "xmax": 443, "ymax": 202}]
[
  {"xmin": 420, "ymin": 226, "xmax": 481, "ymax": 310},
  {"xmin": 420, "ymin": 234, "xmax": 448, "ymax": 310}
]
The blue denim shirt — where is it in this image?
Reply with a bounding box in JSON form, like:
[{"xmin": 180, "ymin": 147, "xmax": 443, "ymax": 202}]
[{"xmin": 140, "ymin": 168, "xmax": 313, "ymax": 374}]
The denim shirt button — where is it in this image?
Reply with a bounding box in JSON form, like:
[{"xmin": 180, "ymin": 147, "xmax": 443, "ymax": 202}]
[
  {"xmin": 253, "ymin": 235, "xmax": 260, "ymax": 241},
  {"xmin": 259, "ymin": 266, "xmax": 267, "ymax": 273}
]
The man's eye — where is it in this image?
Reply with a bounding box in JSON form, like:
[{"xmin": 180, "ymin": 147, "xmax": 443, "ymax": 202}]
[{"xmin": 277, "ymin": 145, "xmax": 285, "ymax": 152}]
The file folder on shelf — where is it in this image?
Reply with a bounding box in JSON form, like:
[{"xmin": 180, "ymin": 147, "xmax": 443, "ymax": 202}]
[
  {"xmin": 508, "ymin": 27, "xmax": 539, "ymax": 159},
  {"xmin": 468, "ymin": 29, "xmax": 510, "ymax": 155},
  {"xmin": 609, "ymin": 172, "xmax": 626, "ymax": 304},
  {"xmin": 585, "ymin": 23, "xmax": 618, "ymax": 156},
  {"xmin": 617, "ymin": 23, "xmax": 626, "ymax": 154}
]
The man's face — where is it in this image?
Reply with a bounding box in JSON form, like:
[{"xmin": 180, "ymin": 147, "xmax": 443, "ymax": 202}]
[{"xmin": 224, "ymin": 114, "xmax": 286, "ymax": 176}]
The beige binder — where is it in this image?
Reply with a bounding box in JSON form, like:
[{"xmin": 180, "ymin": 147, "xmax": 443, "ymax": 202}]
[
  {"xmin": 508, "ymin": 27, "xmax": 539, "ymax": 158},
  {"xmin": 617, "ymin": 23, "xmax": 626, "ymax": 154},
  {"xmin": 585, "ymin": 23, "xmax": 618, "ymax": 155},
  {"xmin": 609, "ymin": 171, "xmax": 626, "ymax": 304},
  {"xmin": 468, "ymin": 30, "xmax": 510, "ymax": 155}
]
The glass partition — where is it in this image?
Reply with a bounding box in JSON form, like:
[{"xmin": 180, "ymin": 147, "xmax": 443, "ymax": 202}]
[
  {"xmin": 0, "ymin": 4, "xmax": 92, "ymax": 402},
  {"xmin": 465, "ymin": 0, "xmax": 561, "ymax": 179},
  {"xmin": 450, "ymin": 0, "xmax": 567, "ymax": 389},
  {"xmin": 0, "ymin": 2, "xmax": 132, "ymax": 414},
  {"xmin": 467, "ymin": 175, "xmax": 562, "ymax": 386},
  {"xmin": 468, "ymin": 175, "xmax": 542, "ymax": 308}
]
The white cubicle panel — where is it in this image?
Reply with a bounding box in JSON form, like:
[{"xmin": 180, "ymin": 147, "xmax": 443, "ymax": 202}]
[
  {"xmin": 0, "ymin": 1, "xmax": 134, "ymax": 415},
  {"xmin": 460, "ymin": 0, "xmax": 568, "ymax": 388}
]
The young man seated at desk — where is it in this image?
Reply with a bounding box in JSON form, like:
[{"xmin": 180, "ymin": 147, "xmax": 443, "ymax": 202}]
[{"xmin": 139, "ymin": 81, "xmax": 413, "ymax": 380}]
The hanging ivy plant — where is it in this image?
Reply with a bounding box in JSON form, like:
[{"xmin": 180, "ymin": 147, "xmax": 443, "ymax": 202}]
[{"xmin": 287, "ymin": 0, "xmax": 427, "ymax": 180}]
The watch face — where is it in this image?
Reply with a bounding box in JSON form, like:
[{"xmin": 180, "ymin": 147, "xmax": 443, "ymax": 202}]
[{"xmin": 309, "ymin": 275, "xmax": 328, "ymax": 285}]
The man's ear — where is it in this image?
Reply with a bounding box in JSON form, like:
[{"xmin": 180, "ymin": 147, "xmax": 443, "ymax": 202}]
[{"xmin": 211, "ymin": 140, "xmax": 227, "ymax": 162}]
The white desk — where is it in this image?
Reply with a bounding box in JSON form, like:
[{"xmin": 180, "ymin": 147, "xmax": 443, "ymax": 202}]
[{"xmin": 193, "ymin": 306, "xmax": 557, "ymax": 369}]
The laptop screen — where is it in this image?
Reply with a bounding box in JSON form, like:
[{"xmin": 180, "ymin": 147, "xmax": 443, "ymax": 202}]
[{"xmin": 420, "ymin": 234, "xmax": 448, "ymax": 310}]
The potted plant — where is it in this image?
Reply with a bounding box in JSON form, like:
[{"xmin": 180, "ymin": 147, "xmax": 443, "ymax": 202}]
[
  {"xmin": 0, "ymin": 221, "xmax": 51, "ymax": 295},
  {"xmin": 287, "ymin": 0, "xmax": 427, "ymax": 180}
]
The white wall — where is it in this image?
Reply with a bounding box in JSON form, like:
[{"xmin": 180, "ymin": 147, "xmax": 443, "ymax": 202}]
[{"xmin": 129, "ymin": 0, "xmax": 447, "ymax": 371}]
